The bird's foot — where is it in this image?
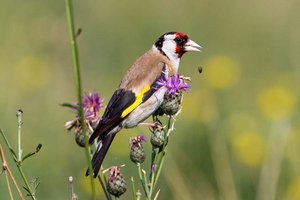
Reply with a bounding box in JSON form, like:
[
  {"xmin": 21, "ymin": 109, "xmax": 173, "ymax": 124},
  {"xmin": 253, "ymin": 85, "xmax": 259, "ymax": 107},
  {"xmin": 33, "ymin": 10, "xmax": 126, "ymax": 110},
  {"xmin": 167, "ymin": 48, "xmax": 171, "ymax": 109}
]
[{"xmin": 139, "ymin": 122, "xmax": 160, "ymax": 128}]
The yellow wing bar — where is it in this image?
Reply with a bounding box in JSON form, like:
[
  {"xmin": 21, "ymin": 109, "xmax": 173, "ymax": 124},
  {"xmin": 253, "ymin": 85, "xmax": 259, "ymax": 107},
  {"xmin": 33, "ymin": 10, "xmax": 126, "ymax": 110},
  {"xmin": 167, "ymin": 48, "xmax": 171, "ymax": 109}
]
[{"xmin": 121, "ymin": 85, "xmax": 151, "ymax": 118}]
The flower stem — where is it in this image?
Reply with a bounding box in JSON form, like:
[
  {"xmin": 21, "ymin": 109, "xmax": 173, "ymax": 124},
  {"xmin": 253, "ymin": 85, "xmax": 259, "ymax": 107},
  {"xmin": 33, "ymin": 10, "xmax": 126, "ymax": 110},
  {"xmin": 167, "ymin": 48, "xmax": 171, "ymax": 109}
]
[
  {"xmin": 16, "ymin": 110, "xmax": 23, "ymax": 162},
  {"xmin": 15, "ymin": 111, "xmax": 37, "ymax": 200},
  {"xmin": 17, "ymin": 166, "xmax": 36, "ymax": 200},
  {"xmin": 98, "ymin": 173, "xmax": 112, "ymax": 200},
  {"xmin": 137, "ymin": 163, "xmax": 150, "ymax": 199},
  {"xmin": 0, "ymin": 132, "xmax": 25, "ymax": 200},
  {"xmin": 131, "ymin": 177, "xmax": 137, "ymax": 200},
  {"xmin": 149, "ymin": 116, "xmax": 174, "ymax": 197},
  {"xmin": 64, "ymin": 0, "xmax": 96, "ymax": 199}
]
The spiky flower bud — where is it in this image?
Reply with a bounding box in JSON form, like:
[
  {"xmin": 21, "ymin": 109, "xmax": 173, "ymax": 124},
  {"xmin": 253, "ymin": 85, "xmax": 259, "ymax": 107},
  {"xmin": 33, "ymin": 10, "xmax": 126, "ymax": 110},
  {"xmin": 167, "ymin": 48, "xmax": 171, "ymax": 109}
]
[
  {"xmin": 75, "ymin": 132, "xmax": 85, "ymax": 147},
  {"xmin": 150, "ymin": 123, "xmax": 165, "ymax": 147},
  {"xmin": 106, "ymin": 166, "xmax": 127, "ymax": 197},
  {"xmin": 129, "ymin": 136, "xmax": 146, "ymax": 164},
  {"xmin": 161, "ymin": 92, "xmax": 183, "ymax": 115}
]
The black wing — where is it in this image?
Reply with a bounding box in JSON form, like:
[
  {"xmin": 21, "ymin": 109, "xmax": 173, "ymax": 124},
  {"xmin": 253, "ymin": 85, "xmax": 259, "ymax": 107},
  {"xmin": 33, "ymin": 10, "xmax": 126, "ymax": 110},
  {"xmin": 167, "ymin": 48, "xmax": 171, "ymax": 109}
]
[{"xmin": 89, "ymin": 89, "xmax": 135, "ymax": 143}]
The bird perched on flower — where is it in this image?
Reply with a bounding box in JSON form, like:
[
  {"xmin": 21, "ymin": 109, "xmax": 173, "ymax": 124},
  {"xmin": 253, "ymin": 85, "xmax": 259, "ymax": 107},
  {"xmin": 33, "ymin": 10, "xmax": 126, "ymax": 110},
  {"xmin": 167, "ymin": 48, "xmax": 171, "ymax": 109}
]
[{"xmin": 87, "ymin": 32, "xmax": 201, "ymax": 177}]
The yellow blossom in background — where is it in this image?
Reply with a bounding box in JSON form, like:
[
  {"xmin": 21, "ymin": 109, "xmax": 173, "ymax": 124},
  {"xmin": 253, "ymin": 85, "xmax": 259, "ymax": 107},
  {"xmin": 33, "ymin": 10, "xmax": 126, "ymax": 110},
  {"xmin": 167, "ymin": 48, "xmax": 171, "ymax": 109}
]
[
  {"xmin": 204, "ymin": 55, "xmax": 239, "ymax": 89},
  {"xmin": 283, "ymin": 179, "xmax": 300, "ymax": 200},
  {"xmin": 182, "ymin": 89, "xmax": 218, "ymax": 124},
  {"xmin": 257, "ymin": 86, "xmax": 295, "ymax": 120},
  {"xmin": 232, "ymin": 132, "xmax": 265, "ymax": 167},
  {"xmin": 13, "ymin": 56, "xmax": 51, "ymax": 91},
  {"xmin": 228, "ymin": 113, "xmax": 259, "ymax": 137}
]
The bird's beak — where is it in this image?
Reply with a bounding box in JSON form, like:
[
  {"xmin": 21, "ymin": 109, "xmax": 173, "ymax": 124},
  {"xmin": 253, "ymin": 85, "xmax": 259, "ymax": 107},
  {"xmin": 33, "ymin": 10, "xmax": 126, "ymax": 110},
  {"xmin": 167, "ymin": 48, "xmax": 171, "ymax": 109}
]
[{"xmin": 184, "ymin": 39, "xmax": 202, "ymax": 52}]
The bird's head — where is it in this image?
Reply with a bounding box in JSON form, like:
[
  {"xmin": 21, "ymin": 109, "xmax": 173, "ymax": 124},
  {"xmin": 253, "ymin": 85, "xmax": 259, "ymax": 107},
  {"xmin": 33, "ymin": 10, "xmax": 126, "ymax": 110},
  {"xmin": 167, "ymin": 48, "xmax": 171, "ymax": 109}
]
[{"xmin": 154, "ymin": 32, "xmax": 201, "ymax": 68}]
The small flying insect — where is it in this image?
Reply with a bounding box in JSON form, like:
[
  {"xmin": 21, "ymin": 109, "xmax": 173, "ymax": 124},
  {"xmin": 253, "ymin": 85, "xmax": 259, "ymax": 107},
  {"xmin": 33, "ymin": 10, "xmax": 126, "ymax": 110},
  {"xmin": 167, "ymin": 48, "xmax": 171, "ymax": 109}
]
[{"xmin": 198, "ymin": 66, "xmax": 203, "ymax": 74}]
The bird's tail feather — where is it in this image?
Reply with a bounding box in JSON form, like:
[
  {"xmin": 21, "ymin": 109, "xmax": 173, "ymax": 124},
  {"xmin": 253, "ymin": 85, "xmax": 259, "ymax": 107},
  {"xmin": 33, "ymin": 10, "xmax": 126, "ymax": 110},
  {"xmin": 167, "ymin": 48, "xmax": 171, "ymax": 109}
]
[{"xmin": 86, "ymin": 132, "xmax": 116, "ymax": 177}]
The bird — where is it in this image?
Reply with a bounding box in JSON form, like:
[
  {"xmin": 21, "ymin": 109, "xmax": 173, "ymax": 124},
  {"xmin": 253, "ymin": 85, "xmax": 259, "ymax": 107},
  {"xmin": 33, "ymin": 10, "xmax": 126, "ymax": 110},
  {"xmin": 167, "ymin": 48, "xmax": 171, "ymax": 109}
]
[{"xmin": 87, "ymin": 32, "xmax": 201, "ymax": 177}]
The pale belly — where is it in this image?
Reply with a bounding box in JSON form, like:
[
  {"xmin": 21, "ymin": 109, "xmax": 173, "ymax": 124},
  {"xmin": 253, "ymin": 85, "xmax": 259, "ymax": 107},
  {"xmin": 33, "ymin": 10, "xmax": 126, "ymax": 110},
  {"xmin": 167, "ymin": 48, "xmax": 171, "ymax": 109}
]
[{"xmin": 122, "ymin": 87, "xmax": 166, "ymax": 128}]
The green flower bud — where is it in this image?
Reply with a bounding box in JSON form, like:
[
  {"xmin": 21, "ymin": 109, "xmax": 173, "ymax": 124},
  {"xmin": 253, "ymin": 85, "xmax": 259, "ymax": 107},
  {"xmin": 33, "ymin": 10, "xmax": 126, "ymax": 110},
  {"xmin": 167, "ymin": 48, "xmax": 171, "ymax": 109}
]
[
  {"xmin": 129, "ymin": 136, "xmax": 146, "ymax": 164},
  {"xmin": 107, "ymin": 167, "xmax": 127, "ymax": 197},
  {"xmin": 150, "ymin": 124, "xmax": 165, "ymax": 147},
  {"xmin": 161, "ymin": 92, "xmax": 182, "ymax": 115},
  {"xmin": 130, "ymin": 145, "xmax": 146, "ymax": 164}
]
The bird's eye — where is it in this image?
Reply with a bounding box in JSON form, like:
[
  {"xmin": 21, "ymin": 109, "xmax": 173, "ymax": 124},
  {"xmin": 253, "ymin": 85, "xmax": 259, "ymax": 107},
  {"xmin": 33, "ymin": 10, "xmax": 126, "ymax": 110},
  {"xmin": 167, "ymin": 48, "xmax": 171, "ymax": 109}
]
[{"xmin": 175, "ymin": 37, "xmax": 187, "ymax": 46}]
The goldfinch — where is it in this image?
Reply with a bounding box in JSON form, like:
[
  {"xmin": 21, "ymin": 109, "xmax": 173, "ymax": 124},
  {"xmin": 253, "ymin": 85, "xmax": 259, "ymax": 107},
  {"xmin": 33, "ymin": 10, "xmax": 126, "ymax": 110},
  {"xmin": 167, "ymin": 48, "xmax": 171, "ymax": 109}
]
[{"xmin": 87, "ymin": 32, "xmax": 201, "ymax": 177}]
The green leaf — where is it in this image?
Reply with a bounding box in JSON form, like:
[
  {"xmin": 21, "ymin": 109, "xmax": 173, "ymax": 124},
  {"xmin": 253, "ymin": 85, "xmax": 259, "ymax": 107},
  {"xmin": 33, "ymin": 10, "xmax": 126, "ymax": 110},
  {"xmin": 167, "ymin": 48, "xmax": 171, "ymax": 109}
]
[
  {"xmin": 60, "ymin": 102, "xmax": 79, "ymax": 110},
  {"xmin": 9, "ymin": 148, "xmax": 18, "ymax": 160},
  {"xmin": 23, "ymin": 186, "xmax": 30, "ymax": 194},
  {"xmin": 22, "ymin": 144, "xmax": 42, "ymax": 162},
  {"xmin": 35, "ymin": 144, "xmax": 42, "ymax": 153}
]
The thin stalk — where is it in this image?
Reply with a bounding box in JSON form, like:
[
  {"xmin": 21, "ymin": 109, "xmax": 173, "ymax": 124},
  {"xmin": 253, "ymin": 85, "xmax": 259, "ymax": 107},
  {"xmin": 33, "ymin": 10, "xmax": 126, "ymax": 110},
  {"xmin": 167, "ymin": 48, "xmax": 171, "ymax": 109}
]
[
  {"xmin": 1, "ymin": 113, "xmax": 37, "ymax": 200},
  {"xmin": 64, "ymin": 0, "xmax": 96, "ymax": 199},
  {"xmin": 149, "ymin": 148, "xmax": 158, "ymax": 196},
  {"xmin": 142, "ymin": 169, "xmax": 151, "ymax": 199},
  {"xmin": 15, "ymin": 110, "xmax": 36, "ymax": 199},
  {"xmin": 17, "ymin": 164, "xmax": 36, "ymax": 200},
  {"xmin": 17, "ymin": 110, "xmax": 22, "ymax": 162},
  {"xmin": 0, "ymin": 135, "xmax": 25, "ymax": 200},
  {"xmin": 68, "ymin": 176, "xmax": 74, "ymax": 200},
  {"xmin": 137, "ymin": 163, "xmax": 150, "ymax": 199},
  {"xmin": 4, "ymin": 170, "xmax": 14, "ymax": 200},
  {"xmin": 131, "ymin": 177, "xmax": 137, "ymax": 200},
  {"xmin": 97, "ymin": 174, "xmax": 112, "ymax": 200},
  {"xmin": 152, "ymin": 116, "xmax": 173, "ymax": 189}
]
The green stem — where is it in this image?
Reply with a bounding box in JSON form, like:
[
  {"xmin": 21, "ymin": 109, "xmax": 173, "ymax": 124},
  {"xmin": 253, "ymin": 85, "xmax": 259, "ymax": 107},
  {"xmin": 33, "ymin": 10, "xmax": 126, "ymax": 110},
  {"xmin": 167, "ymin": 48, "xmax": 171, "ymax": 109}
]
[
  {"xmin": 149, "ymin": 148, "xmax": 158, "ymax": 196},
  {"xmin": 1, "ymin": 119, "xmax": 36, "ymax": 200},
  {"xmin": 17, "ymin": 165, "xmax": 36, "ymax": 200},
  {"xmin": 64, "ymin": 0, "xmax": 96, "ymax": 199},
  {"xmin": 137, "ymin": 163, "xmax": 150, "ymax": 199},
  {"xmin": 97, "ymin": 174, "xmax": 112, "ymax": 200},
  {"xmin": 16, "ymin": 111, "xmax": 36, "ymax": 200},
  {"xmin": 16, "ymin": 110, "xmax": 23, "ymax": 162},
  {"xmin": 131, "ymin": 177, "xmax": 137, "ymax": 200},
  {"xmin": 151, "ymin": 116, "xmax": 174, "ymax": 194}
]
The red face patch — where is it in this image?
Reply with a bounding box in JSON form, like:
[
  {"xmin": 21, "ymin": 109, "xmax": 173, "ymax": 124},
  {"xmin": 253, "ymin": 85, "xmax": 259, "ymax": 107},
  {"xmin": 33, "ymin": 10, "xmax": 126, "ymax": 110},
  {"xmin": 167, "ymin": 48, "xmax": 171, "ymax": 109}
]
[{"xmin": 175, "ymin": 32, "xmax": 189, "ymax": 58}]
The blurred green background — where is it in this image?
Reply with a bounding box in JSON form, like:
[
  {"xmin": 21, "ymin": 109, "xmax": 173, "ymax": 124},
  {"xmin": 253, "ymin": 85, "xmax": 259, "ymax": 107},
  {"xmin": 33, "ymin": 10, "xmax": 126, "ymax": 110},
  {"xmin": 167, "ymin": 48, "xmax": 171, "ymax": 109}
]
[{"xmin": 1, "ymin": 0, "xmax": 300, "ymax": 199}]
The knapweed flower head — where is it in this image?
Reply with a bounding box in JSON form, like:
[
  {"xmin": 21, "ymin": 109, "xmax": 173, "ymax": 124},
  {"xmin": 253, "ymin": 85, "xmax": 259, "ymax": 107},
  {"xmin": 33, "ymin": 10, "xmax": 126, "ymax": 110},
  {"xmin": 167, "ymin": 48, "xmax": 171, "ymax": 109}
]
[
  {"xmin": 81, "ymin": 92, "xmax": 104, "ymax": 124},
  {"xmin": 150, "ymin": 123, "xmax": 165, "ymax": 147},
  {"xmin": 129, "ymin": 136, "xmax": 146, "ymax": 164},
  {"xmin": 106, "ymin": 166, "xmax": 127, "ymax": 197},
  {"xmin": 64, "ymin": 91, "xmax": 103, "ymax": 135},
  {"xmin": 128, "ymin": 135, "xmax": 146, "ymax": 148},
  {"xmin": 156, "ymin": 74, "xmax": 190, "ymax": 95}
]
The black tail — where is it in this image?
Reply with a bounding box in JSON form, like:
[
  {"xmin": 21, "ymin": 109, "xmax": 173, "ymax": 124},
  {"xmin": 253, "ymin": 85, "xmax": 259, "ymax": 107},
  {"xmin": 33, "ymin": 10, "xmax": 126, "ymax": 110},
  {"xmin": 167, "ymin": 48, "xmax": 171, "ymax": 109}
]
[{"xmin": 86, "ymin": 133, "xmax": 116, "ymax": 177}]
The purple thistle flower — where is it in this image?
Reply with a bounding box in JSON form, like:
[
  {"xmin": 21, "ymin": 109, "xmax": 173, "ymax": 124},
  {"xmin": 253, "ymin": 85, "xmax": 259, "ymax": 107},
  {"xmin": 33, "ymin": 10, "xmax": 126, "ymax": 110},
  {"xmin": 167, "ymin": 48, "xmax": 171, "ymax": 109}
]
[
  {"xmin": 156, "ymin": 74, "xmax": 190, "ymax": 95},
  {"xmin": 128, "ymin": 135, "xmax": 146, "ymax": 148},
  {"xmin": 64, "ymin": 91, "xmax": 104, "ymax": 134},
  {"xmin": 81, "ymin": 92, "xmax": 104, "ymax": 124}
]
